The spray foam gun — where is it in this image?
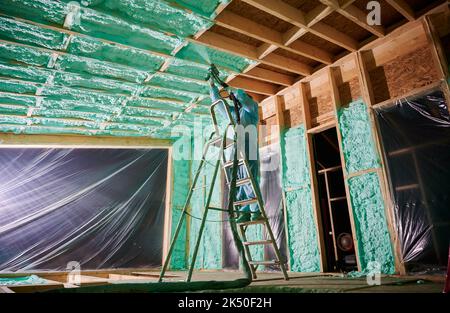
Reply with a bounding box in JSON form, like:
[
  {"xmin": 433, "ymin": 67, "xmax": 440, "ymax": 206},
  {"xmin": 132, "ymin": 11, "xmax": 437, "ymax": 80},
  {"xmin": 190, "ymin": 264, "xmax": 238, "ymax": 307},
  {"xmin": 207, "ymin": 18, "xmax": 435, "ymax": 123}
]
[{"xmin": 207, "ymin": 64, "xmax": 242, "ymax": 124}]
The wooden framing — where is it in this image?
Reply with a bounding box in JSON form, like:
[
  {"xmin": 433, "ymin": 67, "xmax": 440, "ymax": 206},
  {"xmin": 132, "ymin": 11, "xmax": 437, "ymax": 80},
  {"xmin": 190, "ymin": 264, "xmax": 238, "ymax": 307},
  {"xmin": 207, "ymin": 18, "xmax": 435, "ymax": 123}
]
[
  {"xmin": 257, "ymin": 3, "xmax": 450, "ymax": 274},
  {"xmin": 299, "ymin": 82, "xmax": 328, "ymax": 272}
]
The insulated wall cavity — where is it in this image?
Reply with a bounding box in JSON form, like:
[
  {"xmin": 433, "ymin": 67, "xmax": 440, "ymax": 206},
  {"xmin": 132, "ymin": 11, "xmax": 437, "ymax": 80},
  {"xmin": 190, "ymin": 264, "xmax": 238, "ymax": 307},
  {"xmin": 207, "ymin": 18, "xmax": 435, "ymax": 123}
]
[
  {"xmin": 281, "ymin": 126, "xmax": 321, "ymax": 272},
  {"xmin": 337, "ymin": 99, "xmax": 395, "ymax": 274},
  {"xmin": 169, "ymin": 136, "xmax": 192, "ymax": 270},
  {"xmin": 189, "ymin": 125, "xmax": 222, "ymax": 269}
]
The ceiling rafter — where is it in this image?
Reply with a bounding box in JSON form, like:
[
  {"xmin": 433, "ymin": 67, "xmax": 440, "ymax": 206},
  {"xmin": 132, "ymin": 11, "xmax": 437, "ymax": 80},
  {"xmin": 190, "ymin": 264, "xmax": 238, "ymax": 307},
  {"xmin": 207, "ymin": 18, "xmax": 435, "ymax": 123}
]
[
  {"xmin": 319, "ymin": 0, "xmax": 385, "ymax": 37},
  {"xmin": 240, "ymin": 0, "xmax": 359, "ymax": 51},
  {"xmin": 386, "ymin": 0, "xmax": 416, "ymax": 21},
  {"xmin": 193, "ymin": 31, "xmax": 312, "ymax": 76},
  {"xmin": 214, "ymin": 10, "xmax": 334, "ymax": 64}
]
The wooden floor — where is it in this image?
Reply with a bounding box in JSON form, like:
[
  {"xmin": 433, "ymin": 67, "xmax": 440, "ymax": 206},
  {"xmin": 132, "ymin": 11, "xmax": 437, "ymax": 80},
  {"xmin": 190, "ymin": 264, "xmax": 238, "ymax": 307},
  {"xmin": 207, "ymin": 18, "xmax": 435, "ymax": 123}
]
[{"xmin": 0, "ymin": 270, "xmax": 445, "ymax": 293}]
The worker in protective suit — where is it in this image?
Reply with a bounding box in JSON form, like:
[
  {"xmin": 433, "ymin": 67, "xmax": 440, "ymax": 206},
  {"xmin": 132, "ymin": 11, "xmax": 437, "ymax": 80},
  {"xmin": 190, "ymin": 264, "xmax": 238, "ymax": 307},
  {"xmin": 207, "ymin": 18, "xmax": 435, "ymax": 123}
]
[{"xmin": 209, "ymin": 79, "xmax": 261, "ymax": 223}]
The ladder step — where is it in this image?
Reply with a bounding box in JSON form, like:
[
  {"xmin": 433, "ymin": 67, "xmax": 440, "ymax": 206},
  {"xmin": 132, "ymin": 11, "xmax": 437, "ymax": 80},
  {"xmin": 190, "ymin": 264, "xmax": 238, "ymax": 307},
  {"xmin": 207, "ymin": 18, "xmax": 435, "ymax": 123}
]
[
  {"xmin": 238, "ymin": 218, "xmax": 267, "ymax": 226},
  {"xmin": 248, "ymin": 260, "xmax": 279, "ymax": 266},
  {"xmin": 223, "ymin": 160, "xmax": 244, "ymax": 168},
  {"xmin": 228, "ymin": 178, "xmax": 252, "ymax": 187},
  {"xmin": 210, "ymin": 137, "xmax": 234, "ymax": 149},
  {"xmin": 233, "ymin": 198, "xmax": 258, "ymax": 207},
  {"xmin": 208, "ymin": 207, "xmax": 241, "ymax": 214},
  {"xmin": 243, "ymin": 240, "xmax": 273, "ymax": 246}
]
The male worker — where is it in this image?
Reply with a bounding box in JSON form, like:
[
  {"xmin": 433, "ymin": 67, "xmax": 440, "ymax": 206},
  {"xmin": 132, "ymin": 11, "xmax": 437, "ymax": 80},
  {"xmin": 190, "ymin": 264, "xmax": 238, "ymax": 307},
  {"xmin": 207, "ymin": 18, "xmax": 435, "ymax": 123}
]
[{"xmin": 209, "ymin": 79, "xmax": 262, "ymax": 223}]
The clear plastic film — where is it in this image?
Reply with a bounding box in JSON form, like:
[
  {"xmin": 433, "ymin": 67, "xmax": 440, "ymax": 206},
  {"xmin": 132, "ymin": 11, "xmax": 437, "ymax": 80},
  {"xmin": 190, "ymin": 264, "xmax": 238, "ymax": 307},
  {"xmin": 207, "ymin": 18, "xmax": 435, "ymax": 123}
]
[
  {"xmin": 375, "ymin": 89, "xmax": 450, "ymax": 273},
  {"xmin": 0, "ymin": 148, "xmax": 168, "ymax": 272}
]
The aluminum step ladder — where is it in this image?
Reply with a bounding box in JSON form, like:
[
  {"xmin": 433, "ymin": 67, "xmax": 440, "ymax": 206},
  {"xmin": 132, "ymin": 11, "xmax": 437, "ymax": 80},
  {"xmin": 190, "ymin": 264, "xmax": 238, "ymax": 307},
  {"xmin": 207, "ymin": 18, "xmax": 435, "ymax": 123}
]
[{"xmin": 159, "ymin": 99, "xmax": 289, "ymax": 282}]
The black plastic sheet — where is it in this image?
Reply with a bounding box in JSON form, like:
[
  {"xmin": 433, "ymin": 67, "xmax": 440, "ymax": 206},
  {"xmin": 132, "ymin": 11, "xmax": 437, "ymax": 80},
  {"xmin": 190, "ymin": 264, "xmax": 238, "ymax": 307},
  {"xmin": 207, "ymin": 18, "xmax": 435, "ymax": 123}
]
[
  {"xmin": 375, "ymin": 90, "xmax": 450, "ymax": 273},
  {"xmin": 0, "ymin": 148, "xmax": 168, "ymax": 272}
]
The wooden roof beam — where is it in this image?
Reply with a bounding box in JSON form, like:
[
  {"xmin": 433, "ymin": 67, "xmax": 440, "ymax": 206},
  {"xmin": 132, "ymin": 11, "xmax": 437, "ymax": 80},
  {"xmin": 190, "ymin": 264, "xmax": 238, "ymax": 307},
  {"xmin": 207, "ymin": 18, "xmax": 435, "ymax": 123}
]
[
  {"xmin": 215, "ymin": 11, "xmax": 333, "ymax": 64},
  {"xmin": 241, "ymin": 67, "xmax": 297, "ymax": 86},
  {"xmin": 386, "ymin": 0, "xmax": 416, "ymax": 21},
  {"xmin": 319, "ymin": 0, "xmax": 385, "ymax": 37},
  {"xmin": 227, "ymin": 76, "xmax": 279, "ymax": 96},
  {"xmin": 241, "ymin": 0, "xmax": 359, "ymax": 51},
  {"xmin": 194, "ymin": 31, "xmax": 312, "ymax": 76}
]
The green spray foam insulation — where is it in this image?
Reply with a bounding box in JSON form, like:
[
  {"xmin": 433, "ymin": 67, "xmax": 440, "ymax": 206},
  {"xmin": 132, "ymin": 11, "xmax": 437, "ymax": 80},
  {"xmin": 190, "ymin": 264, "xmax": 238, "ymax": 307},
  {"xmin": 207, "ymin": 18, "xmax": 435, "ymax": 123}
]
[
  {"xmin": 176, "ymin": 42, "xmax": 256, "ymax": 73},
  {"xmin": 348, "ymin": 173, "xmax": 395, "ymax": 274},
  {"xmin": 281, "ymin": 126, "xmax": 321, "ymax": 272},
  {"xmin": 172, "ymin": 0, "xmax": 230, "ymax": 18},
  {"xmin": 189, "ymin": 135, "xmax": 222, "ymax": 269},
  {"xmin": 169, "ymin": 136, "xmax": 193, "ymax": 269},
  {"xmin": 0, "ymin": 0, "xmax": 253, "ymax": 140},
  {"xmin": 337, "ymin": 99, "xmax": 380, "ymax": 174},
  {"xmin": 0, "ymin": 0, "xmax": 182, "ymax": 55},
  {"xmin": 165, "ymin": 58, "xmax": 230, "ymax": 81},
  {"xmin": 148, "ymin": 73, "xmax": 209, "ymax": 95},
  {"xmin": 70, "ymin": 0, "xmax": 213, "ymax": 38},
  {"xmin": 337, "ymin": 100, "xmax": 394, "ymax": 274}
]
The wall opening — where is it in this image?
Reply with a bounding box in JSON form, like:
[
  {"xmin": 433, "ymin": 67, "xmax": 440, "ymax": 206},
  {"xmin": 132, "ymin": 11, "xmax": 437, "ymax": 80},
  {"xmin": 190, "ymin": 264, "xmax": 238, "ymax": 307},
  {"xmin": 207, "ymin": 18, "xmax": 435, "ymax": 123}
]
[{"xmin": 312, "ymin": 127, "xmax": 357, "ymax": 272}]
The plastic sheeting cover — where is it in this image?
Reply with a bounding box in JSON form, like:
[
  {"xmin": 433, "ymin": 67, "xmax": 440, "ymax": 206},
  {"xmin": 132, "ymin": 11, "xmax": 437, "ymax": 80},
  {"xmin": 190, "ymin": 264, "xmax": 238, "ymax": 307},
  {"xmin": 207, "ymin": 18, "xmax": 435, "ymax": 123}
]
[
  {"xmin": 375, "ymin": 90, "xmax": 450, "ymax": 273},
  {"xmin": 281, "ymin": 126, "xmax": 321, "ymax": 272},
  {"xmin": 0, "ymin": 148, "xmax": 168, "ymax": 271}
]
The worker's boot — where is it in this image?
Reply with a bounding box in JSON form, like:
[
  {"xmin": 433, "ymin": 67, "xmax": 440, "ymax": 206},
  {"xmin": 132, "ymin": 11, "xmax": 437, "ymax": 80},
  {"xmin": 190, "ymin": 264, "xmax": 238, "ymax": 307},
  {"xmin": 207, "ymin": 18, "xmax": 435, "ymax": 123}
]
[
  {"xmin": 250, "ymin": 211, "xmax": 263, "ymax": 221},
  {"xmin": 236, "ymin": 212, "xmax": 250, "ymax": 223}
]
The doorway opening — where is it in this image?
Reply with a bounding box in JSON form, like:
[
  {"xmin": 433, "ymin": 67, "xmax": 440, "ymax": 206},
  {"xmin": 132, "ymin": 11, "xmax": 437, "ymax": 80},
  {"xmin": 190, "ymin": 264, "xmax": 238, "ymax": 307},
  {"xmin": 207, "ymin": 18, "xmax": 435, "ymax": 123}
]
[{"xmin": 312, "ymin": 127, "xmax": 357, "ymax": 272}]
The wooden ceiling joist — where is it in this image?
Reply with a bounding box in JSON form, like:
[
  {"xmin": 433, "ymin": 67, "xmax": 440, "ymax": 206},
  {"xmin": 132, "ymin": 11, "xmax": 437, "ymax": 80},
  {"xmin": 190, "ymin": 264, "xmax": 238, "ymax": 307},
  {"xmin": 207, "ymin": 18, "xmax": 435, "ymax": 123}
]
[
  {"xmin": 319, "ymin": 0, "xmax": 385, "ymax": 37},
  {"xmin": 194, "ymin": 31, "xmax": 312, "ymax": 76},
  {"xmin": 386, "ymin": 0, "xmax": 416, "ymax": 21},
  {"xmin": 227, "ymin": 76, "xmax": 279, "ymax": 96},
  {"xmin": 241, "ymin": 67, "xmax": 296, "ymax": 86},
  {"xmin": 240, "ymin": 0, "xmax": 359, "ymax": 51},
  {"xmin": 215, "ymin": 10, "xmax": 334, "ymax": 64}
]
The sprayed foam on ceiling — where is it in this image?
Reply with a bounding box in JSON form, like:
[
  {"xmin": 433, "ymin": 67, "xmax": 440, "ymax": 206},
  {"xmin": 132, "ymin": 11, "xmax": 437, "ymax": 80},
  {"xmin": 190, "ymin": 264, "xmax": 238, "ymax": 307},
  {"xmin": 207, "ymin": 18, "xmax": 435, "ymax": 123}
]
[{"xmin": 0, "ymin": 0, "xmax": 254, "ymax": 139}]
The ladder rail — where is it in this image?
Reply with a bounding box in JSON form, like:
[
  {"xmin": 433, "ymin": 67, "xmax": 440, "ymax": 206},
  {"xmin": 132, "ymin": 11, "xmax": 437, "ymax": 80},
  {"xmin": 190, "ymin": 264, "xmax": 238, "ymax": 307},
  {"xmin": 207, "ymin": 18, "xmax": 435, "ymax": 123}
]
[
  {"xmin": 159, "ymin": 97, "xmax": 289, "ymax": 282},
  {"xmin": 159, "ymin": 132, "xmax": 216, "ymax": 282},
  {"xmin": 186, "ymin": 125, "xmax": 233, "ymax": 282}
]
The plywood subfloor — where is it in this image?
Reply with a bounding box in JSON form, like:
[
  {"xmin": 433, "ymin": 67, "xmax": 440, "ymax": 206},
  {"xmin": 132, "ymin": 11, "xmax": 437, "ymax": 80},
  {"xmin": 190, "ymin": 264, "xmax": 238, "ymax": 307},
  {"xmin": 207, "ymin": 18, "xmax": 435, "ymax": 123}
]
[{"xmin": 1, "ymin": 270, "xmax": 445, "ymax": 293}]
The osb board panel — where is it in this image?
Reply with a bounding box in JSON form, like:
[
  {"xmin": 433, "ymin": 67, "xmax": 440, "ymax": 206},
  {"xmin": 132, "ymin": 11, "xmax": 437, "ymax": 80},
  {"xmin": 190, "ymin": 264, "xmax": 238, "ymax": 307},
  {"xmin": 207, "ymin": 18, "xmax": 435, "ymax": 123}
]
[
  {"xmin": 282, "ymin": 0, "xmax": 320, "ymax": 13},
  {"xmin": 282, "ymin": 84, "xmax": 301, "ymax": 110},
  {"xmin": 353, "ymin": 0, "xmax": 406, "ymax": 29},
  {"xmin": 308, "ymin": 92, "xmax": 333, "ymax": 127},
  {"xmin": 274, "ymin": 49, "xmax": 321, "ymax": 67},
  {"xmin": 405, "ymin": 0, "xmax": 446, "ymax": 14},
  {"xmin": 338, "ymin": 77, "xmax": 361, "ymax": 105},
  {"xmin": 210, "ymin": 25, "xmax": 263, "ymax": 47},
  {"xmin": 322, "ymin": 11, "xmax": 372, "ymax": 42},
  {"xmin": 258, "ymin": 64, "xmax": 300, "ymax": 77},
  {"xmin": 301, "ymin": 32, "xmax": 346, "ymax": 56},
  {"xmin": 226, "ymin": 0, "xmax": 293, "ymax": 33},
  {"xmin": 281, "ymin": 85, "xmax": 302, "ymax": 128},
  {"xmin": 284, "ymin": 106, "xmax": 303, "ymax": 128},
  {"xmin": 368, "ymin": 23, "xmax": 427, "ymax": 67},
  {"xmin": 260, "ymin": 97, "xmax": 277, "ymax": 119},
  {"xmin": 369, "ymin": 46, "xmax": 440, "ymax": 104},
  {"xmin": 442, "ymin": 34, "xmax": 450, "ymax": 63}
]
